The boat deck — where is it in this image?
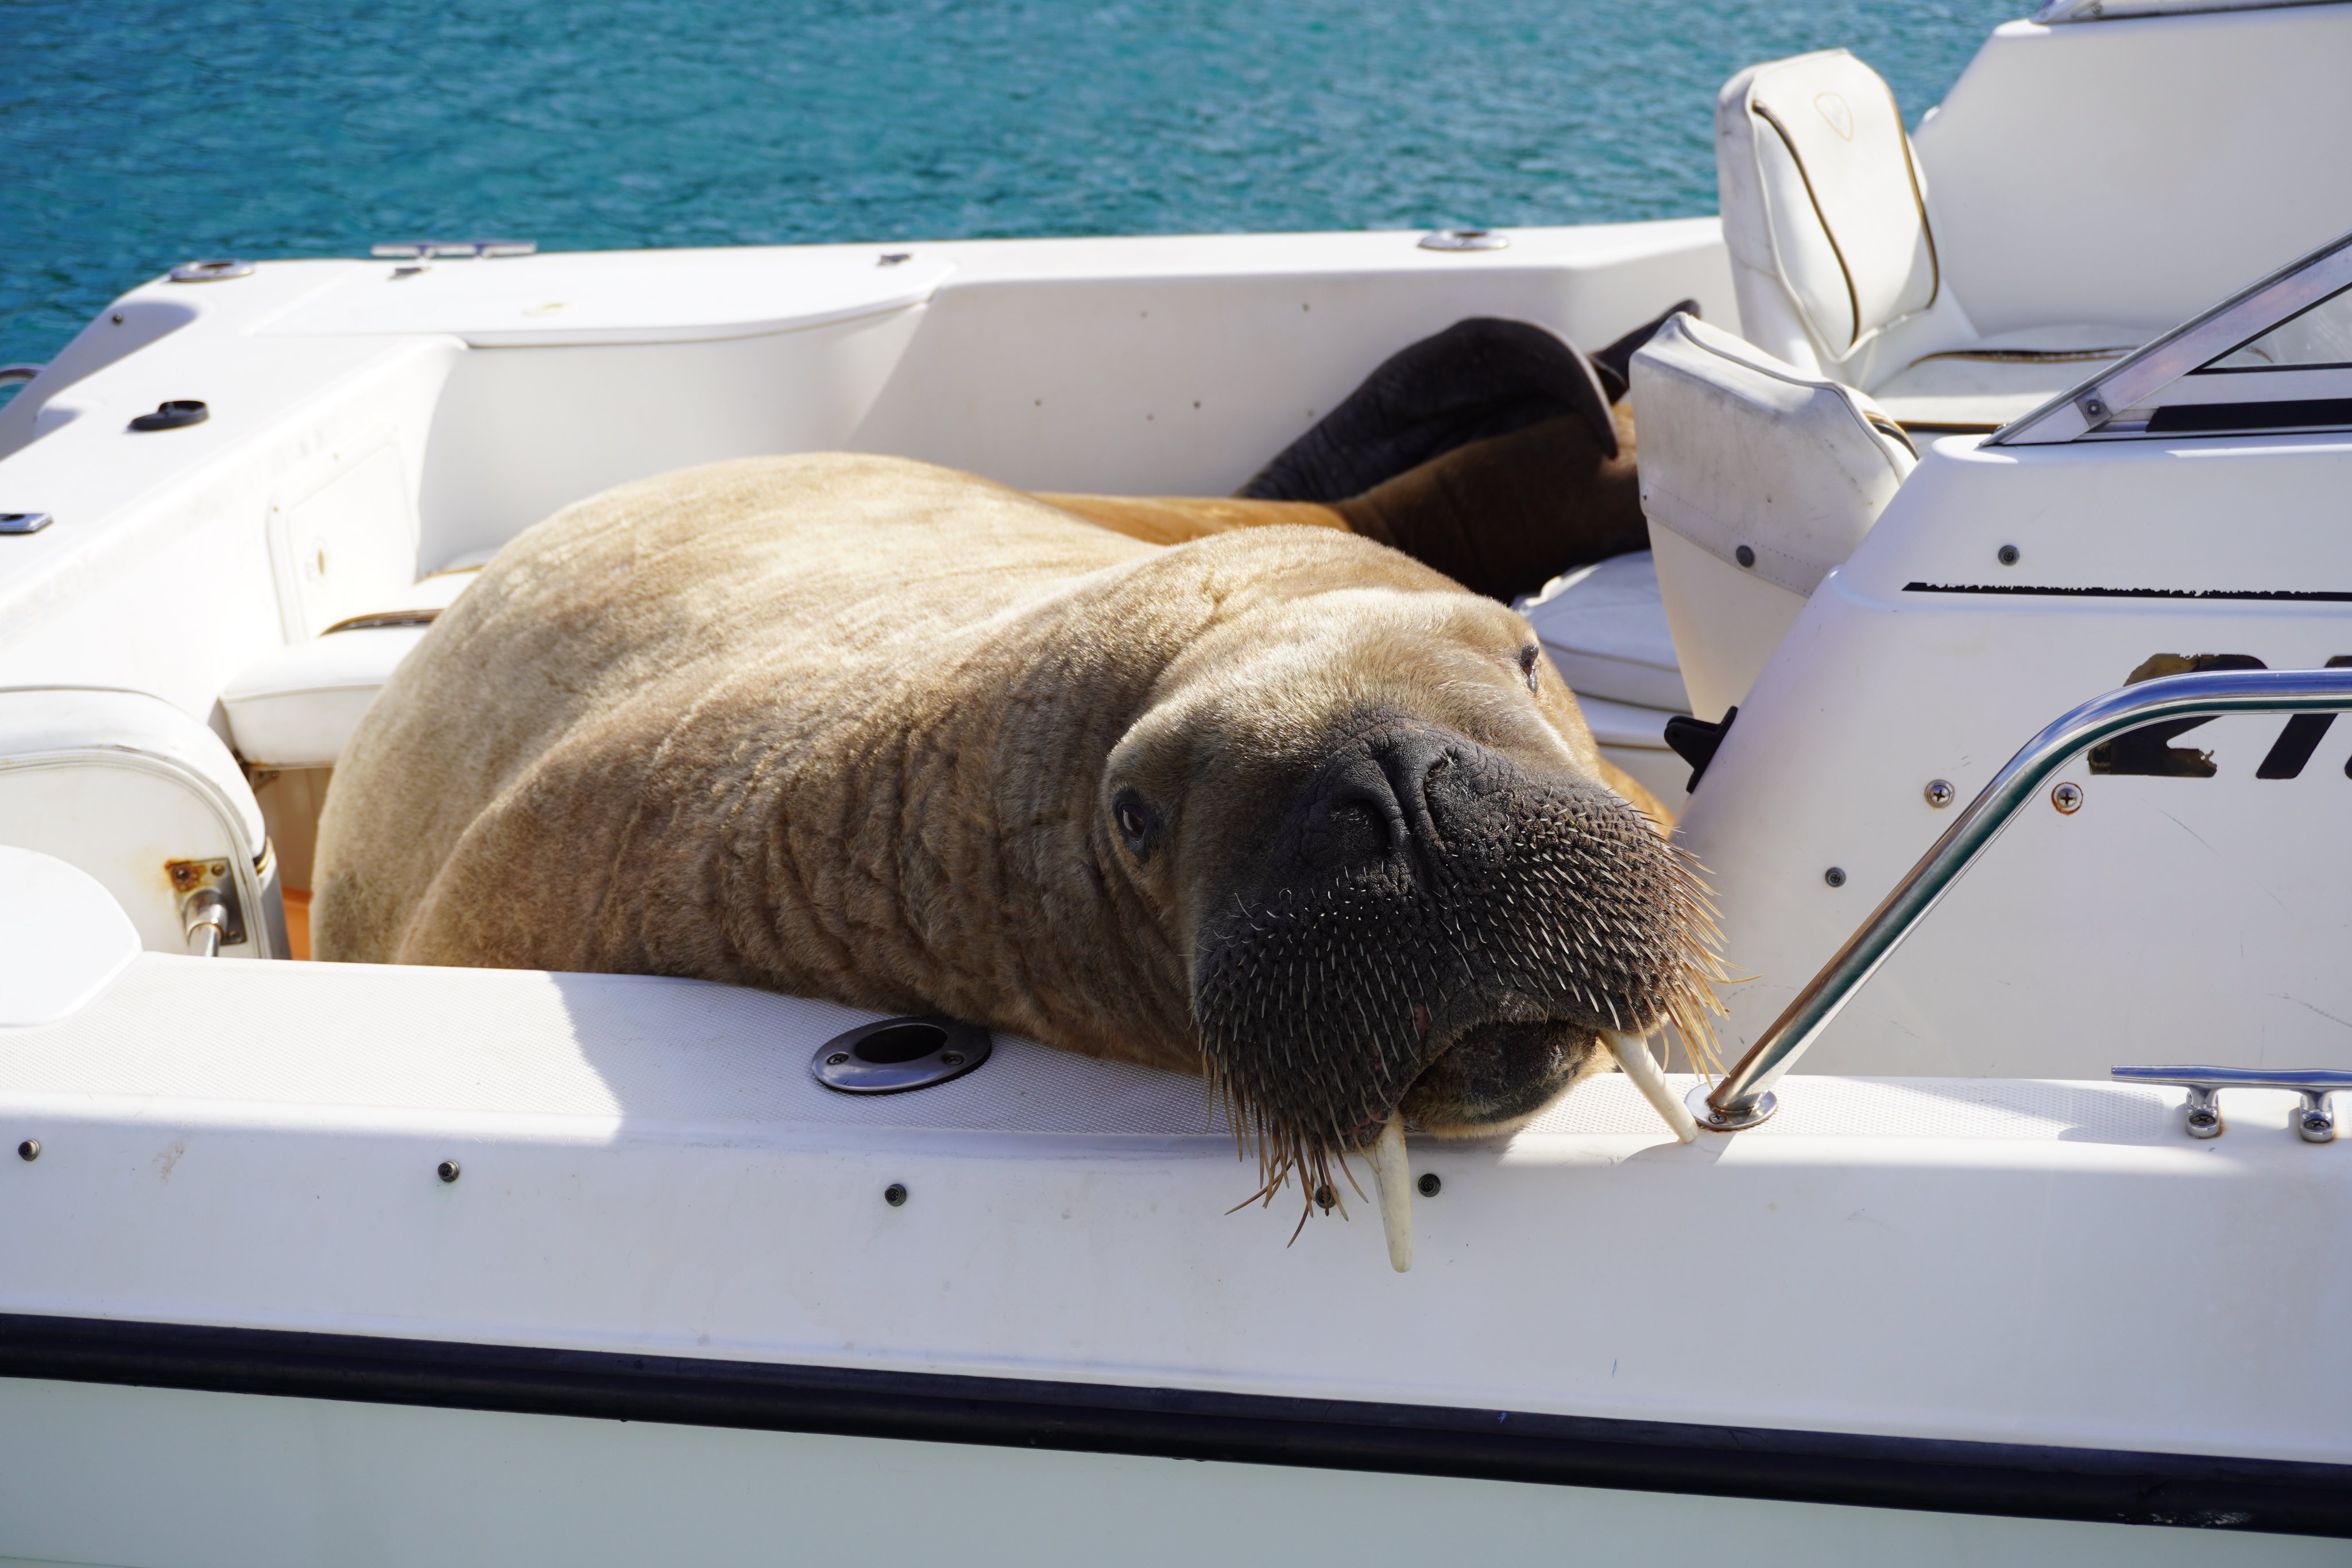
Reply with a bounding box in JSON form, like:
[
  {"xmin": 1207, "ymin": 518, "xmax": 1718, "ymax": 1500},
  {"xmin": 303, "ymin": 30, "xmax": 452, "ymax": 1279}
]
[{"xmin": 1, "ymin": 953, "xmax": 2341, "ymax": 1470}]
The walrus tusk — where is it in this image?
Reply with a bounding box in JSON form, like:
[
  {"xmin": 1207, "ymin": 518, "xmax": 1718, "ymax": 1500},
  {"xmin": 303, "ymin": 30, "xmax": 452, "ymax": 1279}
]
[
  {"xmin": 1605, "ymin": 1029, "xmax": 1699, "ymax": 1143},
  {"xmin": 1371, "ymin": 1112, "xmax": 1413, "ymax": 1272}
]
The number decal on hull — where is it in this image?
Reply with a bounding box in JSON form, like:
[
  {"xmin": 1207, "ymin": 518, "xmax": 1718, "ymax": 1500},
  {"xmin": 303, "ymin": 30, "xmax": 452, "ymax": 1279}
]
[{"xmin": 2091, "ymin": 654, "xmax": 2352, "ymax": 779}]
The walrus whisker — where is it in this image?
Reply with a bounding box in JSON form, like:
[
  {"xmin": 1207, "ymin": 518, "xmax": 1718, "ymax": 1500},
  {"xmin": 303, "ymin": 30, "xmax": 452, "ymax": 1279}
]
[{"xmin": 1170, "ymin": 719, "xmax": 1735, "ymax": 1236}]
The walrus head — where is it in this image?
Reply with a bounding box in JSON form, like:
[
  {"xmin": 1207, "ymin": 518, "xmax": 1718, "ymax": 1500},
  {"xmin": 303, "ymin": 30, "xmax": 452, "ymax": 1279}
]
[{"xmin": 1098, "ymin": 562, "xmax": 1721, "ymax": 1206}]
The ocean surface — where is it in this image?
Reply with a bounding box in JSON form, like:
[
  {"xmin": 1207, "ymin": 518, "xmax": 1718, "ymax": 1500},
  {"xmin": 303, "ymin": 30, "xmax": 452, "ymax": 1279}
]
[{"xmin": 2, "ymin": 0, "xmax": 2024, "ymax": 368}]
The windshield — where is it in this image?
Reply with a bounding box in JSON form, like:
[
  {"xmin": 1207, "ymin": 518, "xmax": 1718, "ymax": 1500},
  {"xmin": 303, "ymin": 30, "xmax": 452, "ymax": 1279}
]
[
  {"xmin": 2200, "ymin": 284, "xmax": 2352, "ymax": 372},
  {"xmin": 1990, "ymin": 224, "xmax": 2352, "ymax": 444}
]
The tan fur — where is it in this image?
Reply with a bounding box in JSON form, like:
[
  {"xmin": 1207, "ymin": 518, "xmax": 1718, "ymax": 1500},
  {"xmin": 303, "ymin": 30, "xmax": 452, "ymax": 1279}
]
[
  {"xmin": 314, "ymin": 454, "xmax": 1659, "ymax": 1076},
  {"xmin": 1033, "ymin": 493, "xmax": 1351, "ymax": 547},
  {"xmin": 1333, "ymin": 405, "xmax": 1643, "ymax": 602},
  {"xmin": 1043, "ymin": 405, "xmax": 1643, "ymax": 602}
]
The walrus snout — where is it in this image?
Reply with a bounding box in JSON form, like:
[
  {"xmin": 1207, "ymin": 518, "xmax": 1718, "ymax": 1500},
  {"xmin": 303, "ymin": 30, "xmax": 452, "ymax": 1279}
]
[
  {"xmin": 1192, "ymin": 707, "xmax": 1717, "ymax": 1183},
  {"xmin": 1294, "ymin": 716, "xmax": 1456, "ymax": 874}
]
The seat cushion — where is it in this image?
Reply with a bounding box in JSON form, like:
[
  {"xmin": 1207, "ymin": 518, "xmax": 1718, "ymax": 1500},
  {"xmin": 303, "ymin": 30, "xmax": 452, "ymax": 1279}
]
[
  {"xmin": 1517, "ymin": 551, "xmax": 1688, "ymax": 713},
  {"xmin": 221, "ymin": 627, "xmax": 435, "ymax": 770},
  {"xmin": 219, "ymin": 568, "xmax": 478, "ymax": 769},
  {"xmin": 0, "ymin": 847, "xmax": 142, "ymax": 1026},
  {"xmin": 1866, "ymin": 323, "xmax": 2154, "ymax": 429}
]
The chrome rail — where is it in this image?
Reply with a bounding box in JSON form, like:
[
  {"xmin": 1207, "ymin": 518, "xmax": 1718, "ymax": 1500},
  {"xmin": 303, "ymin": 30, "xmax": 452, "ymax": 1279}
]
[
  {"xmin": 1697, "ymin": 668, "xmax": 2352, "ymax": 1130},
  {"xmin": 370, "ymin": 239, "xmax": 536, "ymax": 261}
]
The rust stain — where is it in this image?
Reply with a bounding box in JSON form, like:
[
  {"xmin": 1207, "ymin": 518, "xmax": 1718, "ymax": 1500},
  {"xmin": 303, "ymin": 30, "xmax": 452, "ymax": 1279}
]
[
  {"xmin": 166, "ymin": 858, "xmax": 230, "ymax": 894},
  {"xmin": 154, "ymin": 1141, "xmax": 185, "ymax": 1181}
]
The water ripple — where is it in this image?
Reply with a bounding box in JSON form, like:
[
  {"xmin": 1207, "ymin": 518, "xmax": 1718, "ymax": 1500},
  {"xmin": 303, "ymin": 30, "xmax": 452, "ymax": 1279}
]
[{"xmin": 1, "ymin": 0, "xmax": 2021, "ymax": 365}]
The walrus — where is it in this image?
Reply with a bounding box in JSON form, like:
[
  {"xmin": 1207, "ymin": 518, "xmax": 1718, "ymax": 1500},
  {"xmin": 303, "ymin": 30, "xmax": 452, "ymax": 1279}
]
[
  {"xmin": 1029, "ymin": 309, "xmax": 1690, "ymax": 602},
  {"xmin": 313, "ymin": 309, "xmax": 1722, "ymax": 1260},
  {"xmin": 314, "ymin": 448, "xmax": 1721, "ymax": 1244}
]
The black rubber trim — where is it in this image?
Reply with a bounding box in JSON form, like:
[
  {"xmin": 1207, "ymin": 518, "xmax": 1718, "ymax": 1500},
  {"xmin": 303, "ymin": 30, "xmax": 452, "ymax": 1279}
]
[
  {"xmin": 1905, "ymin": 581, "xmax": 2352, "ymax": 602},
  {"xmin": 0, "ymin": 1313, "xmax": 2345, "ymax": 1536},
  {"xmin": 2146, "ymin": 398, "xmax": 2352, "ymax": 433}
]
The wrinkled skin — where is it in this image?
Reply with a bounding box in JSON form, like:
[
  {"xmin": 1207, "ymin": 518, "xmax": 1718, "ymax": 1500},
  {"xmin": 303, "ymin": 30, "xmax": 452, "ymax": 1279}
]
[
  {"xmin": 1100, "ymin": 583, "xmax": 1716, "ymax": 1182},
  {"xmin": 315, "ymin": 455, "xmax": 1716, "ymax": 1196}
]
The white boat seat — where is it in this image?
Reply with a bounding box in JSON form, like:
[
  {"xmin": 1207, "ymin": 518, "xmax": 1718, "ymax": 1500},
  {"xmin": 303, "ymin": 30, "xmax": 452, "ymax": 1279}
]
[
  {"xmin": 1519, "ymin": 551, "xmax": 1685, "ymax": 713},
  {"xmin": 1630, "ymin": 312, "xmax": 1916, "ymax": 722},
  {"xmin": 1517, "ymin": 551, "xmax": 1692, "ymax": 810},
  {"xmin": 1717, "ymin": 48, "xmax": 2153, "ymax": 429},
  {"xmin": 0, "ymin": 847, "xmax": 142, "ymax": 1027},
  {"xmin": 0, "ymin": 688, "xmax": 280, "ymax": 958},
  {"xmin": 220, "ymin": 568, "xmax": 479, "ymax": 771},
  {"xmin": 1862, "ymin": 326, "xmax": 2151, "ymax": 431}
]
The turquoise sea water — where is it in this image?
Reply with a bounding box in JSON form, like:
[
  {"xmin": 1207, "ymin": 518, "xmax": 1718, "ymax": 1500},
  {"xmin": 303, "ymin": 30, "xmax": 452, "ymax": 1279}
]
[{"xmin": 2, "ymin": 0, "xmax": 2023, "ymax": 367}]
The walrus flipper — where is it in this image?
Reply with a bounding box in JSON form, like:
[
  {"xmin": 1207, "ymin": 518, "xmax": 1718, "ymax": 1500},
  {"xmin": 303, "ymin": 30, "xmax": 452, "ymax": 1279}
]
[
  {"xmin": 1590, "ymin": 299, "xmax": 1700, "ymax": 402},
  {"xmin": 1237, "ymin": 318, "xmax": 1617, "ymax": 503}
]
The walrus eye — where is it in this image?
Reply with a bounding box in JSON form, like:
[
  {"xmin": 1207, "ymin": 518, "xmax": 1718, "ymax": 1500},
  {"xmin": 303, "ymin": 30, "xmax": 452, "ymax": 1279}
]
[
  {"xmin": 1112, "ymin": 788, "xmax": 1159, "ymax": 859},
  {"xmin": 1519, "ymin": 643, "xmax": 1542, "ymax": 694}
]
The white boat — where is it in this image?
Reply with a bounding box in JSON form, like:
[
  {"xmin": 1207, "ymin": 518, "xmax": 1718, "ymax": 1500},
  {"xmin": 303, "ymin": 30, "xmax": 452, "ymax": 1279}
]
[{"xmin": 3, "ymin": 3, "xmax": 2351, "ymax": 1562}]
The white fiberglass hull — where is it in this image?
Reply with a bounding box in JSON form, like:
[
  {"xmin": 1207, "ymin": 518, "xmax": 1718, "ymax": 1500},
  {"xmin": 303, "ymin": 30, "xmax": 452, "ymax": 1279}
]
[{"xmin": 2, "ymin": 1378, "xmax": 2336, "ymax": 1568}]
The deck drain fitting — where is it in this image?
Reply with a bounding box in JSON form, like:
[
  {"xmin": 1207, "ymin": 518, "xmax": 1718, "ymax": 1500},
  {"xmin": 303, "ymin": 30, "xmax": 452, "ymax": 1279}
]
[{"xmin": 811, "ymin": 1016, "xmax": 992, "ymax": 1095}]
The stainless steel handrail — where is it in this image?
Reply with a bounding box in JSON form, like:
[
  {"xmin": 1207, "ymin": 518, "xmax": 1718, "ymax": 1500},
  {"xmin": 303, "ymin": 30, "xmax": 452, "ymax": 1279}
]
[{"xmin": 1699, "ymin": 667, "xmax": 2352, "ymax": 1128}]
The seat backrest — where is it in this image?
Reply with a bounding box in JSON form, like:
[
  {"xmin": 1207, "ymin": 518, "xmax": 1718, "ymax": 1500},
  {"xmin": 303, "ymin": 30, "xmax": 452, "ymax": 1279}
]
[
  {"xmin": 0, "ymin": 688, "xmax": 282, "ymax": 958},
  {"xmin": 1630, "ymin": 313, "xmax": 1917, "ymax": 718},
  {"xmin": 1633, "ymin": 313, "xmax": 1916, "ymax": 595},
  {"xmin": 1717, "ymin": 50, "xmax": 1960, "ymax": 383}
]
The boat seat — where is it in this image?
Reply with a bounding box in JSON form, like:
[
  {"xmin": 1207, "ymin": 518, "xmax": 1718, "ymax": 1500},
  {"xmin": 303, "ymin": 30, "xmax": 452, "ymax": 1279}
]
[
  {"xmin": 0, "ymin": 688, "xmax": 282, "ymax": 958},
  {"xmin": 1717, "ymin": 48, "xmax": 2156, "ymax": 430},
  {"xmin": 1516, "ymin": 551, "xmax": 1692, "ymax": 810},
  {"xmin": 220, "ymin": 568, "xmax": 479, "ymax": 771},
  {"xmin": 1630, "ymin": 312, "xmax": 1916, "ymax": 722},
  {"xmin": 0, "ymin": 847, "xmax": 143, "ymax": 1027}
]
